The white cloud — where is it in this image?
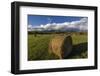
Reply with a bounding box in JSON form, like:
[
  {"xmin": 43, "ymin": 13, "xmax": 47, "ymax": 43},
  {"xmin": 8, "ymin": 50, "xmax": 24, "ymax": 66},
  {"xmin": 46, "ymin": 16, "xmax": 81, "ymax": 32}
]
[
  {"xmin": 28, "ymin": 25, "xmax": 33, "ymax": 31},
  {"xmin": 28, "ymin": 18, "xmax": 88, "ymax": 32}
]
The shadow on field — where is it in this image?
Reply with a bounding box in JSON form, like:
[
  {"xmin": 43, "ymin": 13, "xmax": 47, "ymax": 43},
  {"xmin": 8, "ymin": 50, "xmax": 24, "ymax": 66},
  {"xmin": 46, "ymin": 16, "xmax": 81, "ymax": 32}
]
[{"xmin": 67, "ymin": 42, "xmax": 88, "ymax": 59}]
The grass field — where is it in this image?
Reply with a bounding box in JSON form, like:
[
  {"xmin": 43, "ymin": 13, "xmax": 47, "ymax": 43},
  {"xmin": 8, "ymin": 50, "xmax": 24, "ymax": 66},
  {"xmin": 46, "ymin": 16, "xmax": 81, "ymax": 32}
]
[{"xmin": 28, "ymin": 33, "xmax": 88, "ymax": 61}]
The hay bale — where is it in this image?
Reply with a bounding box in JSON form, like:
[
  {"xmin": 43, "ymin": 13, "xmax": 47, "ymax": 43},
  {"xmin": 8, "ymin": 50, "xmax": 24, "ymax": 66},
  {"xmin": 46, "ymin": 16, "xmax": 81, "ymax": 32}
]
[{"xmin": 49, "ymin": 35, "xmax": 72, "ymax": 59}]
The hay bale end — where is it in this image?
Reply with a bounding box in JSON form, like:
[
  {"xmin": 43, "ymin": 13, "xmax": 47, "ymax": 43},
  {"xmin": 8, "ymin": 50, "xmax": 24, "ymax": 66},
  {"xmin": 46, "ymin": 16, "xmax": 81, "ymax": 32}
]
[{"xmin": 49, "ymin": 35, "xmax": 73, "ymax": 59}]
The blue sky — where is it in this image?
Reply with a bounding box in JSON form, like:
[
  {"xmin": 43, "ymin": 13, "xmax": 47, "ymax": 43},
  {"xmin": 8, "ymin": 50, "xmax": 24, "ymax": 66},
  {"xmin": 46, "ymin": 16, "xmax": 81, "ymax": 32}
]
[
  {"xmin": 28, "ymin": 15, "xmax": 88, "ymax": 32},
  {"xmin": 28, "ymin": 15, "xmax": 84, "ymax": 26}
]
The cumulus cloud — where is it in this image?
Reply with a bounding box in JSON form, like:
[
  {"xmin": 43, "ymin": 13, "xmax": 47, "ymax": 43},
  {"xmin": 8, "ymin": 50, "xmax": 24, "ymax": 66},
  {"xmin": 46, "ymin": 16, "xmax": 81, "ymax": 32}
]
[
  {"xmin": 28, "ymin": 18, "xmax": 88, "ymax": 32},
  {"xmin": 28, "ymin": 25, "xmax": 33, "ymax": 31}
]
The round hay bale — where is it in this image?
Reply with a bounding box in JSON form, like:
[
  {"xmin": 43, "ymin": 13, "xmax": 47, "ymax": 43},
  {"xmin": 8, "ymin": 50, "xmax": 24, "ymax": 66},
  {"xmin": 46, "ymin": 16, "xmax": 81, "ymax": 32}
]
[{"xmin": 49, "ymin": 35, "xmax": 72, "ymax": 59}]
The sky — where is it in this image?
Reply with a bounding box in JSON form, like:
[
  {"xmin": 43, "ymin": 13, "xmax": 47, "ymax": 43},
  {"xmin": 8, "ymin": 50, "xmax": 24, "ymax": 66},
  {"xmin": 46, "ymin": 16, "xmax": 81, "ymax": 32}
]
[{"xmin": 28, "ymin": 15, "xmax": 88, "ymax": 32}]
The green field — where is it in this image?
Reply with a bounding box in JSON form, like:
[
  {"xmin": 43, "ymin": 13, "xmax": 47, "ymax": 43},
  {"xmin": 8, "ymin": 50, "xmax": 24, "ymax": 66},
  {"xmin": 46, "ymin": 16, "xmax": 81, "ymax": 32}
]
[{"xmin": 28, "ymin": 33, "xmax": 88, "ymax": 61}]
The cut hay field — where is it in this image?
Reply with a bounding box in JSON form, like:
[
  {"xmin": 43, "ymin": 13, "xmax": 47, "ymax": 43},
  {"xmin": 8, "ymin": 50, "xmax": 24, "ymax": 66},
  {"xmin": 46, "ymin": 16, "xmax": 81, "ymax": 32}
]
[{"xmin": 28, "ymin": 33, "xmax": 88, "ymax": 61}]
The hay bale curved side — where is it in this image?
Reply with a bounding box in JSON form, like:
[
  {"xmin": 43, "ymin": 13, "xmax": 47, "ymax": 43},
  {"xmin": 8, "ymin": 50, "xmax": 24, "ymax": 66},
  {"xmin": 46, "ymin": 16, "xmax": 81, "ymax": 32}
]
[{"xmin": 48, "ymin": 35, "xmax": 73, "ymax": 59}]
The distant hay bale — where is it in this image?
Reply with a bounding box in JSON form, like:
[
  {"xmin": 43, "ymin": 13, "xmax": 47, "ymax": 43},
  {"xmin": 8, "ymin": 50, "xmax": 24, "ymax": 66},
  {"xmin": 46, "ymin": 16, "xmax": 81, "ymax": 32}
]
[{"xmin": 49, "ymin": 35, "xmax": 72, "ymax": 59}]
